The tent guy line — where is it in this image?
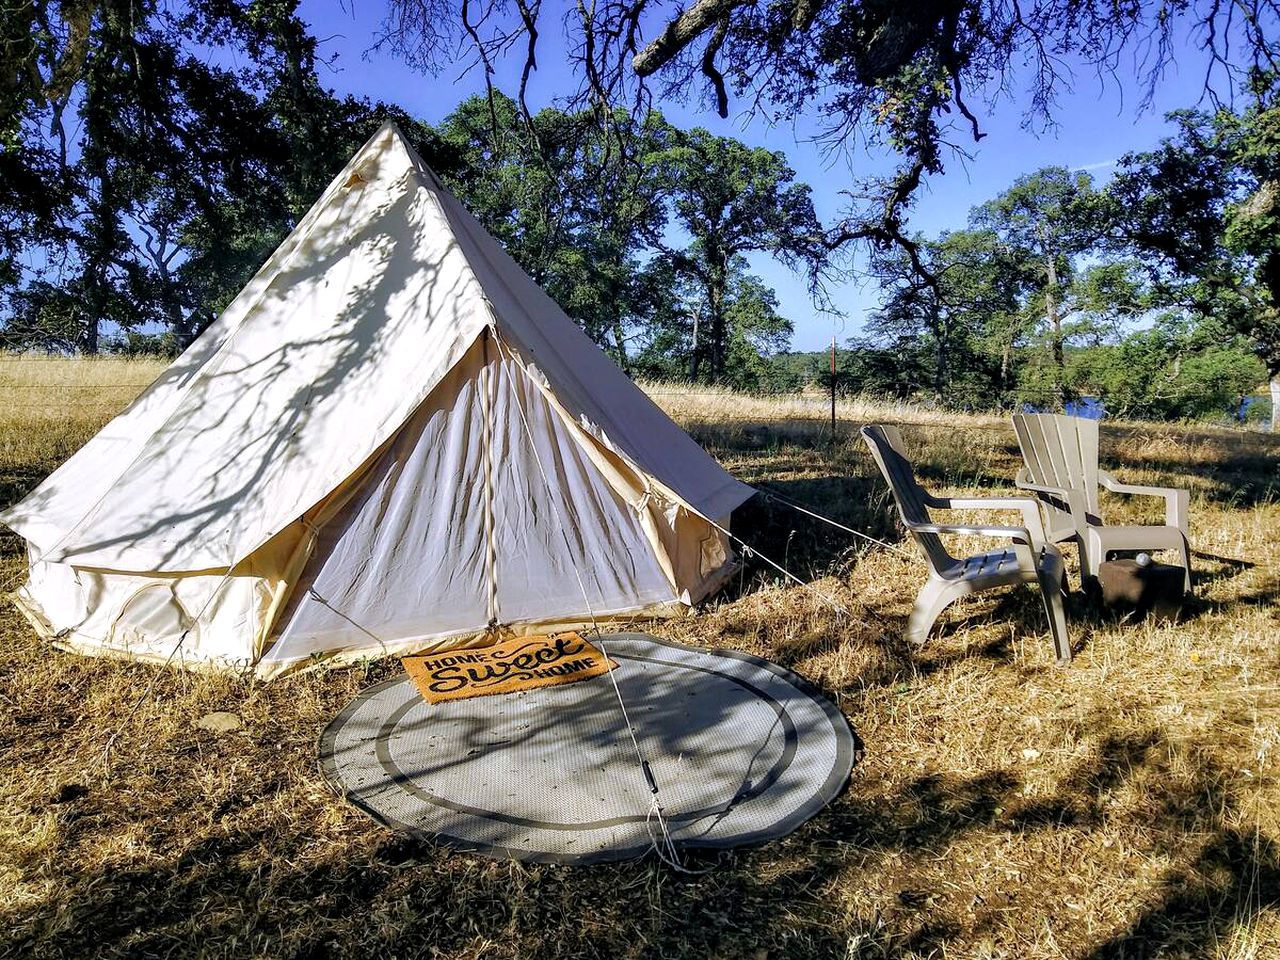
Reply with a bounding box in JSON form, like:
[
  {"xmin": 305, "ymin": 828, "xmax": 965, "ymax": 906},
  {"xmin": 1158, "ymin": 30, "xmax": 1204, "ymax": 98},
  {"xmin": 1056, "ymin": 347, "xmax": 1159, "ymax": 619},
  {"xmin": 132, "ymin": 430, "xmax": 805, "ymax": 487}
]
[
  {"xmin": 755, "ymin": 486, "xmax": 918, "ymax": 559},
  {"xmin": 491, "ymin": 332, "xmax": 701, "ymax": 873}
]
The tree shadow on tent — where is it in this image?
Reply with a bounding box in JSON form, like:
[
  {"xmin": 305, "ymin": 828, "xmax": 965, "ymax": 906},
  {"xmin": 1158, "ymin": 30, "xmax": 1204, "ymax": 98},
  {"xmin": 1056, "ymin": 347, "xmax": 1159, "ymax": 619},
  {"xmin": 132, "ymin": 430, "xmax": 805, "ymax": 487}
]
[{"xmin": 10, "ymin": 154, "xmax": 477, "ymax": 572}]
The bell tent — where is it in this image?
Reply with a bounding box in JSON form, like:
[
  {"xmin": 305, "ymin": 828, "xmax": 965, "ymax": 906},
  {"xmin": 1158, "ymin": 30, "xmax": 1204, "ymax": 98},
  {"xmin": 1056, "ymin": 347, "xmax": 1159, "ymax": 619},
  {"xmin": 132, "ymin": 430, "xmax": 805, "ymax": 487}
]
[{"xmin": 1, "ymin": 122, "xmax": 755, "ymax": 678}]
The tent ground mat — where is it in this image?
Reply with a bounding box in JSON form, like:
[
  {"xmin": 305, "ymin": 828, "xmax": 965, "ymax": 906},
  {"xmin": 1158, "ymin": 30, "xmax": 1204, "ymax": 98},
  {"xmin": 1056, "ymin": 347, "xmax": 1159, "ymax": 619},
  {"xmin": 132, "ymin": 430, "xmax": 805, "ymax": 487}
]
[{"xmin": 319, "ymin": 633, "xmax": 855, "ymax": 864}]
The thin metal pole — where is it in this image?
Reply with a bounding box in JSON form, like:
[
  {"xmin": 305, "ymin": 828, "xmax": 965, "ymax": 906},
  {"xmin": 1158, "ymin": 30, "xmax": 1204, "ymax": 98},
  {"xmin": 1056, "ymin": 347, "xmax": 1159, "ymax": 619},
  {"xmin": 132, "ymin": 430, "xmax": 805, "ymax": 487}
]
[{"xmin": 829, "ymin": 334, "xmax": 836, "ymax": 435}]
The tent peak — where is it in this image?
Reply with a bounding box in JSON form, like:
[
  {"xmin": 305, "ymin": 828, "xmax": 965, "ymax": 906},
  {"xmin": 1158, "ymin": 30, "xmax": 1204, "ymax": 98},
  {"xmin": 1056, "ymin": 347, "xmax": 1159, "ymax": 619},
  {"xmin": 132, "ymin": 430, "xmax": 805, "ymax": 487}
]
[{"xmin": 373, "ymin": 119, "xmax": 416, "ymax": 154}]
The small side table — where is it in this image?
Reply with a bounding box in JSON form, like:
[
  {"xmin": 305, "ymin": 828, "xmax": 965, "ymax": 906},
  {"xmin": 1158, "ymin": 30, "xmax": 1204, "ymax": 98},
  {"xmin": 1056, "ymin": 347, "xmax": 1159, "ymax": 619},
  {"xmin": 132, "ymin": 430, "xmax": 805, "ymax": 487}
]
[{"xmin": 1097, "ymin": 558, "xmax": 1186, "ymax": 620}]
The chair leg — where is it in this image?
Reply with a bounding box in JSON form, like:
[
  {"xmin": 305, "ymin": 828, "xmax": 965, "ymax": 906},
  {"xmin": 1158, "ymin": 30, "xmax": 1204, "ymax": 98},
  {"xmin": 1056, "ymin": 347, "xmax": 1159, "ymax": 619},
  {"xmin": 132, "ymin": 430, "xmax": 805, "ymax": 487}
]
[
  {"xmin": 1178, "ymin": 533, "xmax": 1193, "ymax": 593},
  {"xmin": 907, "ymin": 578, "xmax": 957, "ymax": 646},
  {"xmin": 1073, "ymin": 538, "xmax": 1089, "ymax": 591},
  {"xmin": 1082, "ymin": 530, "xmax": 1104, "ymax": 586},
  {"xmin": 1036, "ymin": 566, "xmax": 1072, "ymax": 665}
]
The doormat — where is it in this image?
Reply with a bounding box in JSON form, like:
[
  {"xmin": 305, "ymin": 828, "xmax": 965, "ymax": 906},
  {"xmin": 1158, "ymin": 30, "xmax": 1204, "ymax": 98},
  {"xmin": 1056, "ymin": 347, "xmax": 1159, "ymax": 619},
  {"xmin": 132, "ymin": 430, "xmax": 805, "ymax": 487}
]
[
  {"xmin": 403, "ymin": 633, "xmax": 616, "ymax": 704},
  {"xmin": 323, "ymin": 633, "xmax": 859, "ymax": 864}
]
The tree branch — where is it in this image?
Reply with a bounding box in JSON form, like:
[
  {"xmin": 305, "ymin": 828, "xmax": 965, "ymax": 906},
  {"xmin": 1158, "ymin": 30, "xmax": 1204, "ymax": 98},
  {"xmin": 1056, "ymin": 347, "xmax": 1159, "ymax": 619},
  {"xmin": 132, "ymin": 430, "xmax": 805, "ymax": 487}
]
[
  {"xmin": 633, "ymin": 0, "xmax": 743, "ymax": 76},
  {"xmin": 701, "ymin": 17, "xmax": 730, "ymax": 118}
]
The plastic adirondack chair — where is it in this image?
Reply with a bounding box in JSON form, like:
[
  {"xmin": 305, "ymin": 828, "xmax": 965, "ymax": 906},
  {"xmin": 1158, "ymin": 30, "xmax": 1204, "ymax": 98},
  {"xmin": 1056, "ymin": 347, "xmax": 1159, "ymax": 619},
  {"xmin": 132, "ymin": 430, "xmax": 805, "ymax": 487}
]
[
  {"xmin": 1012, "ymin": 413, "xmax": 1191, "ymax": 592},
  {"xmin": 860, "ymin": 424, "xmax": 1072, "ymax": 664}
]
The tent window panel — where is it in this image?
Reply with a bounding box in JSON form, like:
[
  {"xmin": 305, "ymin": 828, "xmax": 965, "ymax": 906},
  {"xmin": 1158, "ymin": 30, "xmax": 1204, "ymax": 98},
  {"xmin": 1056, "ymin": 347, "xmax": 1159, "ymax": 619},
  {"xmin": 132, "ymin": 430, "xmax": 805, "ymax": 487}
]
[{"xmin": 111, "ymin": 584, "xmax": 197, "ymax": 653}]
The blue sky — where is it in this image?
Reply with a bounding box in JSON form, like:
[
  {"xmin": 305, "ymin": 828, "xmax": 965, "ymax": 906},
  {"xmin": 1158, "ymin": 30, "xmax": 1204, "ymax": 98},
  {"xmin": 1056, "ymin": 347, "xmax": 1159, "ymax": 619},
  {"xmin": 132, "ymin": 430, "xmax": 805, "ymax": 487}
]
[{"xmin": 299, "ymin": 1, "xmax": 1231, "ymax": 350}]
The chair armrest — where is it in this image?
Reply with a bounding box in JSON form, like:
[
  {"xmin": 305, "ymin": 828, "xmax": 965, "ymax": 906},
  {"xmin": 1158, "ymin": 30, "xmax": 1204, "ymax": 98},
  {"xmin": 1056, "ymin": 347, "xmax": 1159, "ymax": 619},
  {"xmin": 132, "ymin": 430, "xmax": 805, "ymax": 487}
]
[
  {"xmin": 1097, "ymin": 471, "xmax": 1189, "ymax": 534},
  {"xmin": 1014, "ymin": 468, "xmax": 1071, "ymax": 498},
  {"xmin": 922, "ymin": 491, "xmax": 1050, "ymax": 546},
  {"xmin": 1014, "ymin": 468, "xmax": 1089, "ymax": 526},
  {"xmin": 910, "ymin": 522, "xmax": 1033, "ymax": 541}
]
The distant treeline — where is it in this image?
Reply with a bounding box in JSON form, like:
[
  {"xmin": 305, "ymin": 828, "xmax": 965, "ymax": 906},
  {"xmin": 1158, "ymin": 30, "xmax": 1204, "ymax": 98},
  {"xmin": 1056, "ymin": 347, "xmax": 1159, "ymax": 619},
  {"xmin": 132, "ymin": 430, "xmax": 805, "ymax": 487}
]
[
  {"xmin": 1, "ymin": 2, "xmax": 1277, "ymax": 427},
  {"xmin": 761, "ymin": 347, "xmax": 1271, "ymax": 427}
]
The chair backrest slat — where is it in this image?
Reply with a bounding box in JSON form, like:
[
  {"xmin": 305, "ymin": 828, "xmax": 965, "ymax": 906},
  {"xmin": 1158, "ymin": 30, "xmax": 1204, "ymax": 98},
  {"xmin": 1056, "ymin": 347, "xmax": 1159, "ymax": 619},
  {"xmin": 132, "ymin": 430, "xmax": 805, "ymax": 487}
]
[
  {"xmin": 1076, "ymin": 418, "xmax": 1100, "ymax": 510},
  {"xmin": 1013, "ymin": 413, "xmax": 1102, "ymax": 520},
  {"xmin": 1015, "ymin": 415, "xmax": 1054, "ymax": 499},
  {"xmin": 860, "ymin": 424, "xmax": 954, "ymax": 573}
]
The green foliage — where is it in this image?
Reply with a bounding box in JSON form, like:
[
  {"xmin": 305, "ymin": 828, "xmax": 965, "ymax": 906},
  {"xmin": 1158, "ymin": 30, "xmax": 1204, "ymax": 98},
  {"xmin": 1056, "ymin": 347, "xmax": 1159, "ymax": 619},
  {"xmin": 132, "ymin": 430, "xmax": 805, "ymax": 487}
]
[
  {"xmin": 647, "ymin": 126, "xmax": 823, "ymax": 383},
  {"xmin": 103, "ymin": 328, "xmax": 177, "ymax": 356},
  {"xmin": 857, "ymin": 156, "xmax": 1269, "ymax": 421},
  {"xmin": 868, "ymin": 228, "xmax": 1018, "ymax": 404},
  {"xmin": 630, "ymin": 257, "xmax": 795, "ymax": 389},
  {"xmin": 433, "ymin": 94, "xmax": 671, "ymax": 367},
  {"xmin": 383, "ymin": 0, "xmax": 1280, "ymax": 285},
  {"xmin": 1070, "ymin": 315, "xmax": 1266, "ymax": 421},
  {"xmin": 970, "ymin": 166, "xmax": 1098, "ymax": 404},
  {"xmin": 723, "ymin": 274, "xmax": 794, "ymax": 390},
  {"xmin": 1101, "ymin": 75, "xmax": 1280, "ymax": 391},
  {"xmin": 0, "ymin": 35, "xmax": 812, "ymax": 386},
  {"xmin": 0, "ymin": 5, "xmax": 1272, "ymax": 425},
  {"xmin": 841, "ymin": 336, "xmax": 936, "ymax": 400},
  {"xmin": 434, "ymin": 105, "xmax": 820, "ymax": 386},
  {"xmin": 0, "ymin": 0, "xmax": 447, "ymax": 353}
]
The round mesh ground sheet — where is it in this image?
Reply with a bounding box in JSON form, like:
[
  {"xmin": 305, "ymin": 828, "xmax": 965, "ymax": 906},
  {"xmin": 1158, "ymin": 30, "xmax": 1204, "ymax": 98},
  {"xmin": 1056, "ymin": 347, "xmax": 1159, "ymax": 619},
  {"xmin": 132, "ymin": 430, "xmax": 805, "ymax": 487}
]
[{"xmin": 318, "ymin": 633, "xmax": 855, "ymax": 864}]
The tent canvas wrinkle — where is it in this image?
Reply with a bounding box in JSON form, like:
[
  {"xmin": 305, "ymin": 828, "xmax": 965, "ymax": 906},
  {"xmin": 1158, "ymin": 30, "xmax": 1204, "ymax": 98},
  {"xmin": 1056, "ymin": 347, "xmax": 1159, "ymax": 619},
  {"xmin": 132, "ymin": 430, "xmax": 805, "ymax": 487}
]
[{"xmin": 3, "ymin": 121, "xmax": 754, "ymax": 677}]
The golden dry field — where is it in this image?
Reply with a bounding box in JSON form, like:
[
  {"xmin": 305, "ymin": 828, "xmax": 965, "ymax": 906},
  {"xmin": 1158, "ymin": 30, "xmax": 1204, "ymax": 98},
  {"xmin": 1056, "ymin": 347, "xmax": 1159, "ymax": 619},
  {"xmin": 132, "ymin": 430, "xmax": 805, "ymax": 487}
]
[{"xmin": 1, "ymin": 356, "xmax": 1279, "ymax": 960}]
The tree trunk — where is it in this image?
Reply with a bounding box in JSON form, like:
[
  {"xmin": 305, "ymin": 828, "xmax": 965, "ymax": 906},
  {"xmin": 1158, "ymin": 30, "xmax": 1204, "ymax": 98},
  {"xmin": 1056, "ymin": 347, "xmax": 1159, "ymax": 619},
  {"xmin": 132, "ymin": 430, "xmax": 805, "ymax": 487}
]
[
  {"xmin": 707, "ymin": 289, "xmax": 725, "ymax": 382},
  {"xmin": 1000, "ymin": 339, "xmax": 1012, "ymax": 407},
  {"xmin": 932, "ymin": 321, "xmax": 947, "ymax": 404},
  {"xmin": 80, "ymin": 173, "xmax": 109, "ymax": 355},
  {"xmin": 611, "ymin": 320, "xmax": 630, "ymax": 375},
  {"xmin": 706, "ymin": 255, "xmax": 728, "ymax": 382},
  {"xmin": 600, "ymin": 268, "xmax": 630, "ymax": 375},
  {"xmin": 1045, "ymin": 252, "xmax": 1065, "ymax": 410},
  {"xmin": 148, "ymin": 227, "xmax": 190, "ymax": 350},
  {"xmin": 81, "ymin": 308, "xmax": 99, "ymax": 355},
  {"xmin": 689, "ymin": 311, "xmax": 701, "ymax": 382},
  {"xmin": 281, "ymin": 26, "xmax": 319, "ymax": 207}
]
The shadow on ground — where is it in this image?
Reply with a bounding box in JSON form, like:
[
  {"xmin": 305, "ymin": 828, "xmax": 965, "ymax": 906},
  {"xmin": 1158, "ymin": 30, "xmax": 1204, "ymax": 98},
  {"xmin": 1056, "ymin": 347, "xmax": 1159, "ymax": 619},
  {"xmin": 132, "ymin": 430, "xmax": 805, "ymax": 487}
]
[
  {"xmin": 2, "ymin": 404, "xmax": 1277, "ymax": 958},
  {"xmin": 4, "ymin": 686, "xmax": 1276, "ymax": 960}
]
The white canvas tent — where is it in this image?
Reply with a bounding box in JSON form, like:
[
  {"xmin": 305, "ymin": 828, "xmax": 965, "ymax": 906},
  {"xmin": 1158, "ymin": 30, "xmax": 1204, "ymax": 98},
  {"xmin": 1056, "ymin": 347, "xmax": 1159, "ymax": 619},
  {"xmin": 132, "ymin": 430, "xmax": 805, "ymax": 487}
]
[{"xmin": 1, "ymin": 122, "xmax": 755, "ymax": 678}]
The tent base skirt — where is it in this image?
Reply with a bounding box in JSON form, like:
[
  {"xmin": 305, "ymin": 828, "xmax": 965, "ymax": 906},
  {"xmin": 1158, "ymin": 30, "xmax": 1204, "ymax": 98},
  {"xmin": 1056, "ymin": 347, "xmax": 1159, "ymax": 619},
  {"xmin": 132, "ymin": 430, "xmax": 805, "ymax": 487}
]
[
  {"xmin": 318, "ymin": 633, "xmax": 856, "ymax": 864},
  {"xmin": 255, "ymin": 600, "xmax": 695, "ymax": 679}
]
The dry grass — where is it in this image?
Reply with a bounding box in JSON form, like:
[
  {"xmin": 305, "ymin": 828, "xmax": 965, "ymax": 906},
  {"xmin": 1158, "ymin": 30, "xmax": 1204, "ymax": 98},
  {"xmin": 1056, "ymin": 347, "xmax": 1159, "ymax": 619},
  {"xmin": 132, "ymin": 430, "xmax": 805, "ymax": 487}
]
[
  {"xmin": 1, "ymin": 361, "xmax": 1279, "ymax": 959},
  {"xmin": 637, "ymin": 380, "xmax": 1010, "ymax": 430}
]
